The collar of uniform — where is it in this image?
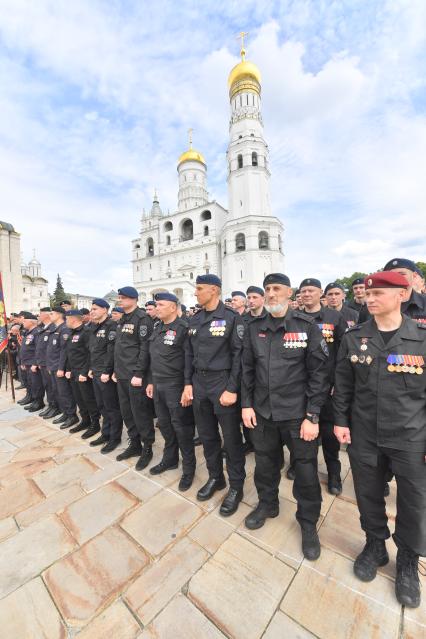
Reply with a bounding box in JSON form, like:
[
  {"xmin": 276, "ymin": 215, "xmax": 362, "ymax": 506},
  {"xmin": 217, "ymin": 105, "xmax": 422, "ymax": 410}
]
[
  {"xmin": 356, "ymin": 316, "xmax": 422, "ymax": 349},
  {"xmin": 199, "ymin": 301, "xmax": 226, "ymax": 325},
  {"xmin": 258, "ymin": 307, "xmax": 294, "ymax": 332},
  {"xmin": 158, "ymin": 317, "xmax": 180, "ymax": 333},
  {"xmin": 122, "ymin": 307, "xmax": 140, "ymax": 321},
  {"xmin": 403, "ymin": 289, "xmax": 426, "ymax": 313},
  {"xmin": 72, "ymin": 324, "xmax": 84, "ymax": 333}
]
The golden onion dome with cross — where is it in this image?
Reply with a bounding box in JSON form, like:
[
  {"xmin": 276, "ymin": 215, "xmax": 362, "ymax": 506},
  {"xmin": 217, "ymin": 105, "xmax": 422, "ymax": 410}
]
[
  {"xmin": 228, "ymin": 32, "xmax": 261, "ymax": 100},
  {"xmin": 177, "ymin": 128, "xmax": 206, "ymax": 168}
]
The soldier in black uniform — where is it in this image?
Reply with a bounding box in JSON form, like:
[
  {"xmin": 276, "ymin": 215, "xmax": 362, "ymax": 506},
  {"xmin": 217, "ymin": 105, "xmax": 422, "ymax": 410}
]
[
  {"xmin": 36, "ymin": 308, "xmax": 60, "ymax": 419},
  {"xmin": 64, "ymin": 310, "xmax": 101, "ymax": 439},
  {"xmin": 88, "ymin": 298, "xmax": 123, "ymax": 453},
  {"xmin": 295, "ymin": 278, "xmax": 348, "ymax": 495},
  {"xmin": 324, "ymin": 282, "xmax": 359, "ymax": 327},
  {"xmin": 46, "ymin": 307, "xmax": 79, "ymax": 429},
  {"xmin": 19, "ymin": 312, "xmax": 45, "ymax": 412},
  {"xmin": 241, "ymin": 273, "xmax": 330, "ymax": 559},
  {"xmin": 347, "ymin": 277, "xmax": 367, "ymax": 313},
  {"xmin": 383, "ymin": 258, "xmax": 426, "ymax": 322},
  {"xmin": 15, "ymin": 311, "xmax": 31, "ymax": 402},
  {"xmin": 113, "ymin": 286, "xmax": 155, "ymax": 470},
  {"xmin": 183, "ymin": 274, "xmax": 246, "ymax": 516},
  {"xmin": 146, "ymin": 292, "xmax": 196, "ymax": 490},
  {"xmin": 245, "ymin": 286, "xmax": 266, "ymax": 320},
  {"xmin": 231, "ymin": 291, "xmax": 247, "ymax": 316},
  {"xmin": 333, "ymin": 271, "xmax": 426, "ymax": 608},
  {"xmin": 111, "ymin": 307, "xmax": 124, "ymax": 323}
]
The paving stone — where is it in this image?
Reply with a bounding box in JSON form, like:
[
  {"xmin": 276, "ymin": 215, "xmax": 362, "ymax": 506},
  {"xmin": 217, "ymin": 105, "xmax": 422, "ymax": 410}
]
[
  {"xmin": 319, "ymin": 497, "xmax": 397, "ymax": 580},
  {"xmin": 84, "ymin": 450, "xmax": 123, "ymax": 469},
  {"xmin": 5, "ymin": 426, "xmax": 54, "ymax": 447},
  {"xmin": 188, "ymin": 512, "xmax": 234, "ymax": 554},
  {"xmin": 75, "ymin": 600, "xmax": 141, "ymax": 639},
  {"xmin": 41, "ymin": 432, "xmax": 69, "ymax": 444},
  {"xmin": 403, "ymin": 617, "xmax": 426, "ymax": 639},
  {"xmin": 0, "ymin": 457, "xmax": 56, "ymax": 485},
  {"xmin": 141, "ymin": 593, "xmax": 226, "ymax": 639},
  {"xmin": 81, "ymin": 464, "xmax": 128, "ymax": 492},
  {"xmin": 0, "ymin": 477, "xmax": 44, "ymax": 519},
  {"xmin": 16, "ymin": 484, "xmax": 84, "ymax": 528},
  {"xmin": 11, "ymin": 445, "xmax": 61, "ymax": 462},
  {"xmin": 188, "ymin": 533, "xmax": 295, "ymax": 639},
  {"xmin": 263, "ymin": 611, "xmax": 316, "ymax": 638},
  {"xmin": 0, "ymin": 516, "xmax": 18, "ymax": 542},
  {"xmin": 125, "ymin": 536, "xmax": 208, "ymax": 624},
  {"xmin": 0, "ymin": 577, "xmax": 66, "ymax": 638},
  {"xmin": 0, "ymin": 451, "xmax": 15, "ymax": 466},
  {"xmin": 34, "ymin": 456, "xmax": 98, "ymax": 496},
  {"xmin": 13, "ymin": 417, "xmax": 46, "ymax": 430},
  {"xmin": 116, "ymin": 470, "xmax": 162, "ymax": 502},
  {"xmin": 402, "ymin": 570, "xmax": 426, "ymax": 634},
  {"xmin": 121, "ymin": 489, "xmax": 203, "ymax": 557},
  {"xmin": 0, "ymin": 439, "xmax": 17, "ymax": 452},
  {"xmin": 44, "ymin": 526, "xmax": 148, "ymax": 625},
  {"xmin": 61, "ymin": 482, "xmax": 138, "ymax": 544},
  {"xmin": 0, "ymin": 514, "xmax": 76, "ymax": 598},
  {"xmin": 280, "ymin": 546, "xmax": 401, "ymax": 639}
]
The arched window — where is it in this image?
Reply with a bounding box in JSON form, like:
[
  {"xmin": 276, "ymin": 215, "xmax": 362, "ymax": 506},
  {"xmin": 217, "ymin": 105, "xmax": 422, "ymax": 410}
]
[
  {"xmin": 204, "ymin": 225, "xmax": 209, "ymax": 236},
  {"xmin": 164, "ymin": 221, "xmax": 173, "ymax": 232},
  {"xmin": 223, "ymin": 240, "xmax": 227, "ymax": 256},
  {"xmin": 134, "ymin": 243, "xmax": 140, "ymax": 249},
  {"xmin": 235, "ymin": 233, "xmax": 246, "ymax": 252},
  {"xmin": 278, "ymin": 234, "xmax": 282, "ymax": 253},
  {"xmin": 147, "ymin": 237, "xmax": 154, "ymax": 256},
  {"xmin": 166, "ymin": 235, "xmax": 171, "ymax": 245},
  {"xmin": 201, "ymin": 210, "xmax": 211, "ymax": 221},
  {"xmin": 258, "ymin": 231, "xmax": 269, "ymax": 249},
  {"xmin": 181, "ymin": 219, "xmax": 193, "ymax": 241},
  {"xmin": 237, "ymin": 154, "xmax": 243, "ymax": 169},
  {"xmin": 252, "ymin": 151, "xmax": 258, "ymax": 166}
]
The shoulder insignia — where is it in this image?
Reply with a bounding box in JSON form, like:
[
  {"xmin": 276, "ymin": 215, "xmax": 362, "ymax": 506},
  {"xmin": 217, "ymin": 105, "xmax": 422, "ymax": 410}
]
[
  {"xmin": 293, "ymin": 311, "xmax": 315, "ymax": 324},
  {"xmin": 346, "ymin": 323, "xmax": 362, "ymax": 332}
]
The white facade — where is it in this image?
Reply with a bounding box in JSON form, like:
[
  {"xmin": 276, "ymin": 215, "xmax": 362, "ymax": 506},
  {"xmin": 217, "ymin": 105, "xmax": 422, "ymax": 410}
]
[
  {"xmin": 0, "ymin": 221, "xmax": 23, "ymax": 313},
  {"xmin": 132, "ymin": 49, "xmax": 284, "ymax": 305},
  {"xmin": 21, "ymin": 251, "xmax": 50, "ymax": 313}
]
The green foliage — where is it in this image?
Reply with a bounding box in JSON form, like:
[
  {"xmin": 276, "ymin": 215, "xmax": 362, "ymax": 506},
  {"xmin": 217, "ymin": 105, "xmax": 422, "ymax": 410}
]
[
  {"xmin": 415, "ymin": 262, "xmax": 426, "ymax": 279},
  {"xmin": 50, "ymin": 274, "xmax": 68, "ymax": 306}
]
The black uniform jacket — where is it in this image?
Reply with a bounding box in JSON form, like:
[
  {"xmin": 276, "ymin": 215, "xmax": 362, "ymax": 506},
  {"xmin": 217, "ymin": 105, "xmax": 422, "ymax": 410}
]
[
  {"xmin": 89, "ymin": 318, "xmax": 116, "ymax": 376},
  {"xmin": 301, "ymin": 307, "xmax": 347, "ymax": 384},
  {"xmin": 347, "ymin": 299, "xmax": 365, "ymax": 313},
  {"xmin": 65, "ymin": 324, "xmax": 91, "ymax": 377},
  {"xmin": 46, "ymin": 322, "xmax": 70, "ymax": 371},
  {"xmin": 241, "ymin": 309, "xmax": 330, "ymax": 421},
  {"xmin": 333, "ymin": 317, "xmax": 426, "ymax": 454},
  {"xmin": 184, "ymin": 301, "xmax": 244, "ymax": 393},
  {"xmin": 339, "ymin": 304, "xmax": 359, "ymax": 327},
  {"xmin": 114, "ymin": 307, "xmax": 153, "ymax": 379},
  {"xmin": 20, "ymin": 326, "xmax": 41, "ymax": 365},
  {"xmin": 35, "ymin": 323, "xmax": 56, "ymax": 367},
  {"xmin": 148, "ymin": 317, "xmax": 188, "ymax": 384}
]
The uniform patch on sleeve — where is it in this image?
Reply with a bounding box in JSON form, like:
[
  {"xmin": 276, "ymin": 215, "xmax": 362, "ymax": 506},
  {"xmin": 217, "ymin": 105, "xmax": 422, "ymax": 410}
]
[
  {"xmin": 320, "ymin": 339, "xmax": 329, "ymax": 355},
  {"xmin": 108, "ymin": 331, "xmax": 116, "ymax": 341},
  {"xmin": 139, "ymin": 325, "xmax": 148, "ymax": 337},
  {"xmin": 237, "ymin": 324, "xmax": 245, "ymax": 340}
]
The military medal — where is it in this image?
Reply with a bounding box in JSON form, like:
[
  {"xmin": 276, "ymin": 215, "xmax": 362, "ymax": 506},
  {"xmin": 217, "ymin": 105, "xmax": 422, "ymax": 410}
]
[
  {"xmin": 414, "ymin": 355, "xmax": 424, "ymax": 374},
  {"xmin": 318, "ymin": 324, "xmax": 334, "ymax": 343},
  {"xmin": 387, "ymin": 354, "xmax": 396, "ymax": 372},
  {"xmin": 407, "ymin": 355, "xmax": 416, "ymax": 374},
  {"xmin": 366, "ymin": 355, "xmax": 373, "ymax": 365},
  {"xmin": 350, "ymin": 354, "xmax": 358, "ymax": 363},
  {"xmin": 395, "ymin": 355, "xmax": 403, "ymax": 373},
  {"xmin": 359, "ymin": 355, "xmax": 366, "ymax": 364},
  {"xmin": 401, "ymin": 355, "xmax": 410, "ymax": 373},
  {"xmin": 360, "ymin": 338, "xmax": 368, "ymax": 352}
]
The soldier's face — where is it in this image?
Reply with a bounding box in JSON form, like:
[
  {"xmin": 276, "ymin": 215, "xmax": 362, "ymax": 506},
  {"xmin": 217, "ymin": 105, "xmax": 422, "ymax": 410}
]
[
  {"xmin": 326, "ymin": 288, "xmax": 345, "ymax": 308},
  {"xmin": 231, "ymin": 296, "xmax": 246, "ymax": 311},
  {"xmin": 300, "ymin": 286, "xmax": 322, "ymax": 307},
  {"xmin": 90, "ymin": 305, "xmax": 107, "ymax": 322},
  {"xmin": 22, "ymin": 319, "xmax": 35, "ymax": 330},
  {"xmin": 195, "ymin": 284, "xmax": 218, "ymax": 306},
  {"xmin": 111, "ymin": 311, "xmax": 122, "ymax": 322},
  {"xmin": 389, "ymin": 268, "xmax": 413, "ymax": 287},
  {"xmin": 61, "ymin": 304, "xmax": 72, "ymax": 311},
  {"xmin": 39, "ymin": 311, "xmax": 50, "ymax": 324},
  {"xmin": 247, "ymin": 293, "xmax": 264, "ymax": 311},
  {"xmin": 146, "ymin": 306, "xmax": 157, "ymax": 318},
  {"xmin": 156, "ymin": 300, "xmax": 177, "ymax": 320},
  {"xmin": 118, "ymin": 295, "xmax": 136, "ymax": 311},
  {"xmin": 264, "ymin": 284, "xmax": 292, "ymax": 308},
  {"xmin": 352, "ymin": 284, "xmax": 366, "ymax": 301},
  {"xmin": 66, "ymin": 316, "xmax": 81, "ymax": 329},
  {"xmin": 365, "ymin": 287, "xmax": 406, "ymax": 315}
]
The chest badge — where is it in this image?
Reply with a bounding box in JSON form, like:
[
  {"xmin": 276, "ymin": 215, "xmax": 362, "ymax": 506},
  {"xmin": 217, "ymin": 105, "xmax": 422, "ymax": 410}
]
[
  {"xmin": 163, "ymin": 329, "xmax": 176, "ymax": 345},
  {"xmin": 318, "ymin": 324, "xmax": 334, "ymax": 343},
  {"xmin": 209, "ymin": 320, "xmax": 226, "ymax": 336},
  {"xmin": 283, "ymin": 332, "xmax": 307, "ymax": 348}
]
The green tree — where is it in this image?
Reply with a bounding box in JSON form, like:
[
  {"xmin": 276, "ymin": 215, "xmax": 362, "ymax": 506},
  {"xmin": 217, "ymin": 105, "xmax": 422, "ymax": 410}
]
[
  {"xmin": 335, "ymin": 272, "xmax": 368, "ymax": 300},
  {"xmin": 50, "ymin": 273, "xmax": 68, "ymax": 306},
  {"xmin": 415, "ymin": 262, "xmax": 426, "ymax": 279}
]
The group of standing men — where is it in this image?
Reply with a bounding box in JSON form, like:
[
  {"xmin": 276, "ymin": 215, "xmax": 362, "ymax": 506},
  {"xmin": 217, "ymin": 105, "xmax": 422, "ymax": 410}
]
[{"xmin": 9, "ymin": 256, "xmax": 426, "ymax": 610}]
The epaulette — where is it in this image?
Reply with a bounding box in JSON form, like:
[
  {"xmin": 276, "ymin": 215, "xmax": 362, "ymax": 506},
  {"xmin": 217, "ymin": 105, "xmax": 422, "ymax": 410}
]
[
  {"xmin": 292, "ymin": 311, "xmax": 315, "ymax": 324},
  {"xmin": 346, "ymin": 323, "xmax": 362, "ymax": 332}
]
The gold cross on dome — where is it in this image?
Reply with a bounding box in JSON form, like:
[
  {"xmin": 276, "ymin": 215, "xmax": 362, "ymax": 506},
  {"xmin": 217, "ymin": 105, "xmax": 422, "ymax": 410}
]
[
  {"xmin": 237, "ymin": 31, "xmax": 248, "ymax": 60},
  {"xmin": 188, "ymin": 127, "xmax": 193, "ymax": 149}
]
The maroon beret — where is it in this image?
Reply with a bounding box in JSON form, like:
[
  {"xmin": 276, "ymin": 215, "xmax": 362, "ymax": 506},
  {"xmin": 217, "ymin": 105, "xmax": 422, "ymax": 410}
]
[{"xmin": 364, "ymin": 272, "xmax": 409, "ymax": 289}]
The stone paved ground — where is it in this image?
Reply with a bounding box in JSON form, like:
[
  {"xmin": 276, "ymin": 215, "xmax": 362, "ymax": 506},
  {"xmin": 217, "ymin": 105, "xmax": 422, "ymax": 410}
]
[{"xmin": 0, "ymin": 386, "xmax": 424, "ymax": 639}]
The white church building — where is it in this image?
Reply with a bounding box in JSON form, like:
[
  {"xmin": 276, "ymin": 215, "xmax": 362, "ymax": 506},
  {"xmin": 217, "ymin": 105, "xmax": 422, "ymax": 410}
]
[{"xmin": 132, "ymin": 45, "xmax": 284, "ymax": 305}]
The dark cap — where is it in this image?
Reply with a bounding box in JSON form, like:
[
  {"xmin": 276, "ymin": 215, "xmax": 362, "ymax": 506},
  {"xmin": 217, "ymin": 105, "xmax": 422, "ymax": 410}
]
[
  {"xmin": 246, "ymin": 286, "xmax": 264, "ymax": 296},
  {"xmin": 40, "ymin": 307, "xmax": 52, "ymax": 312},
  {"xmin": 324, "ymin": 282, "xmax": 345, "ymax": 295},
  {"xmin": 225, "ymin": 298, "xmax": 232, "ymax": 303},
  {"xmin": 51, "ymin": 306, "xmax": 66, "ymax": 315},
  {"xmin": 118, "ymin": 286, "xmax": 139, "ymax": 299},
  {"xmin": 112, "ymin": 307, "xmax": 124, "ymax": 313},
  {"xmin": 231, "ymin": 290, "xmax": 246, "ymax": 298},
  {"xmin": 154, "ymin": 292, "xmax": 178, "ymax": 303},
  {"xmin": 263, "ymin": 273, "xmax": 291, "ymax": 288},
  {"xmin": 196, "ymin": 274, "xmax": 221, "ymax": 287},
  {"xmin": 180, "ymin": 303, "xmax": 187, "ymax": 312},
  {"xmin": 352, "ymin": 277, "xmax": 365, "ymax": 287},
  {"xmin": 145, "ymin": 300, "xmax": 156, "ymax": 307},
  {"xmin": 92, "ymin": 298, "xmax": 110, "ymax": 309},
  {"xmin": 65, "ymin": 309, "xmax": 83, "ymax": 317},
  {"xmin": 300, "ymin": 278, "xmax": 322, "ymax": 290},
  {"xmin": 365, "ymin": 272, "xmax": 409, "ymax": 289},
  {"xmin": 21, "ymin": 311, "xmax": 37, "ymax": 320},
  {"xmin": 60, "ymin": 300, "xmax": 71, "ymax": 306},
  {"xmin": 80, "ymin": 308, "xmax": 90, "ymax": 315},
  {"xmin": 383, "ymin": 258, "xmax": 417, "ymax": 273}
]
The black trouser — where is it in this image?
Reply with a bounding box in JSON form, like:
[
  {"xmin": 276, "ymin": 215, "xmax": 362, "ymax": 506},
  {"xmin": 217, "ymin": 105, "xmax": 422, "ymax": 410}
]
[
  {"xmin": 52, "ymin": 373, "xmax": 76, "ymax": 416},
  {"xmin": 349, "ymin": 446, "xmax": 426, "ymax": 556},
  {"xmin": 153, "ymin": 381, "xmax": 196, "ymax": 475},
  {"xmin": 192, "ymin": 370, "xmax": 245, "ymax": 490},
  {"xmin": 70, "ymin": 377, "xmax": 100, "ymax": 425},
  {"xmin": 19, "ymin": 364, "xmax": 28, "ymax": 388},
  {"xmin": 116, "ymin": 379, "xmax": 155, "ymax": 446},
  {"xmin": 40, "ymin": 366, "xmax": 55, "ymax": 406},
  {"xmin": 27, "ymin": 367, "xmax": 44, "ymax": 401},
  {"xmin": 319, "ymin": 394, "xmax": 340, "ymax": 475},
  {"xmin": 92, "ymin": 376, "xmax": 123, "ymax": 442},
  {"xmin": 251, "ymin": 414, "xmax": 322, "ymax": 531}
]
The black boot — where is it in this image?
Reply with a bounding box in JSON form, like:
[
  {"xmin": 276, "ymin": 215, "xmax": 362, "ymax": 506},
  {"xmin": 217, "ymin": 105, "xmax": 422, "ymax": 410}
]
[
  {"xmin": 245, "ymin": 503, "xmax": 279, "ymax": 530},
  {"xmin": 384, "ymin": 482, "xmax": 390, "ymax": 497},
  {"xmin": 197, "ymin": 476, "xmax": 226, "ymax": 501},
  {"xmin": 219, "ymin": 488, "xmax": 243, "ymax": 517},
  {"xmin": 81, "ymin": 423, "xmax": 101, "ymax": 439},
  {"xmin": 301, "ymin": 528, "xmax": 321, "ymax": 561},
  {"xmin": 69, "ymin": 420, "xmax": 91, "ymax": 434},
  {"xmin": 27, "ymin": 399, "xmax": 45, "ymax": 412},
  {"xmin": 52, "ymin": 413, "xmax": 67, "ymax": 424},
  {"xmin": 149, "ymin": 460, "xmax": 178, "ymax": 475},
  {"xmin": 178, "ymin": 473, "xmax": 195, "ymax": 491},
  {"xmin": 116, "ymin": 439, "xmax": 142, "ymax": 461},
  {"xmin": 17, "ymin": 393, "xmax": 32, "ymax": 405},
  {"xmin": 44, "ymin": 407, "xmax": 61, "ymax": 419},
  {"xmin": 16, "ymin": 384, "xmax": 26, "ymax": 390},
  {"xmin": 395, "ymin": 546, "xmax": 421, "ymax": 608},
  {"xmin": 101, "ymin": 440, "xmax": 121, "ymax": 454},
  {"xmin": 354, "ymin": 536, "xmax": 389, "ymax": 582},
  {"xmin": 60, "ymin": 415, "xmax": 79, "ymax": 430},
  {"xmin": 135, "ymin": 446, "xmax": 153, "ymax": 471},
  {"xmin": 242, "ymin": 441, "xmax": 254, "ymax": 455},
  {"xmin": 90, "ymin": 435, "xmax": 108, "ymax": 447},
  {"xmin": 327, "ymin": 474, "xmax": 342, "ymax": 496},
  {"xmin": 39, "ymin": 405, "xmax": 53, "ymax": 417}
]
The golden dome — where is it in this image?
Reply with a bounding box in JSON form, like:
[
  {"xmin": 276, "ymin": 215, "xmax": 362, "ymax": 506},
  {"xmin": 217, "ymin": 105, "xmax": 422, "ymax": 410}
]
[
  {"xmin": 177, "ymin": 148, "xmax": 206, "ymax": 167},
  {"xmin": 228, "ymin": 59, "xmax": 261, "ymax": 89}
]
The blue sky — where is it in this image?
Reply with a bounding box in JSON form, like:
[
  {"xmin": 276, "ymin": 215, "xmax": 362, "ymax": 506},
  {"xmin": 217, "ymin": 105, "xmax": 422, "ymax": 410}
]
[{"xmin": 1, "ymin": 0, "xmax": 425, "ymax": 295}]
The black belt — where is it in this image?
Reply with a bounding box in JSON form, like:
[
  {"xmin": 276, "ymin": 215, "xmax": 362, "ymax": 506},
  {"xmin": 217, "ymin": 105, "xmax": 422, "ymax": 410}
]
[{"xmin": 195, "ymin": 369, "xmax": 229, "ymax": 375}]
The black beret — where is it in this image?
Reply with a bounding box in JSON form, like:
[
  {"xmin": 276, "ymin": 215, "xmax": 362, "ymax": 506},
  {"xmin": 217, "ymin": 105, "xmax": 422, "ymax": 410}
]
[
  {"xmin": 112, "ymin": 307, "xmax": 124, "ymax": 313},
  {"xmin": 231, "ymin": 290, "xmax": 246, "ymax": 298},
  {"xmin": 246, "ymin": 286, "xmax": 264, "ymax": 296},
  {"xmin": 145, "ymin": 300, "xmax": 156, "ymax": 307},
  {"xmin": 118, "ymin": 286, "xmax": 139, "ymax": 299},
  {"xmin": 324, "ymin": 282, "xmax": 345, "ymax": 295},
  {"xmin": 60, "ymin": 300, "xmax": 71, "ymax": 306},
  {"xmin": 180, "ymin": 304, "xmax": 187, "ymax": 312},
  {"xmin": 351, "ymin": 278, "xmax": 364, "ymax": 287},
  {"xmin": 196, "ymin": 274, "xmax": 221, "ymax": 287},
  {"xmin": 65, "ymin": 309, "xmax": 83, "ymax": 317},
  {"xmin": 383, "ymin": 258, "xmax": 417, "ymax": 273},
  {"xmin": 92, "ymin": 298, "xmax": 110, "ymax": 309},
  {"xmin": 80, "ymin": 308, "xmax": 90, "ymax": 315},
  {"xmin": 300, "ymin": 278, "xmax": 322, "ymax": 290},
  {"xmin": 154, "ymin": 292, "xmax": 178, "ymax": 303},
  {"xmin": 40, "ymin": 307, "xmax": 52, "ymax": 312},
  {"xmin": 224, "ymin": 298, "xmax": 232, "ymax": 302},
  {"xmin": 21, "ymin": 311, "xmax": 37, "ymax": 320},
  {"xmin": 52, "ymin": 306, "xmax": 66, "ymax": 315},
  {"xmin": 263, "ymin": 273, "xmax": 291, "ymax": 288}
]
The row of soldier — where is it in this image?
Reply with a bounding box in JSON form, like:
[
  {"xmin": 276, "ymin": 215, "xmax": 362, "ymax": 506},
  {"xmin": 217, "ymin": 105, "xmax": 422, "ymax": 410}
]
[{"xmin": 7, "ymin": 256, "xmax": 426, "ymax": 610}]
